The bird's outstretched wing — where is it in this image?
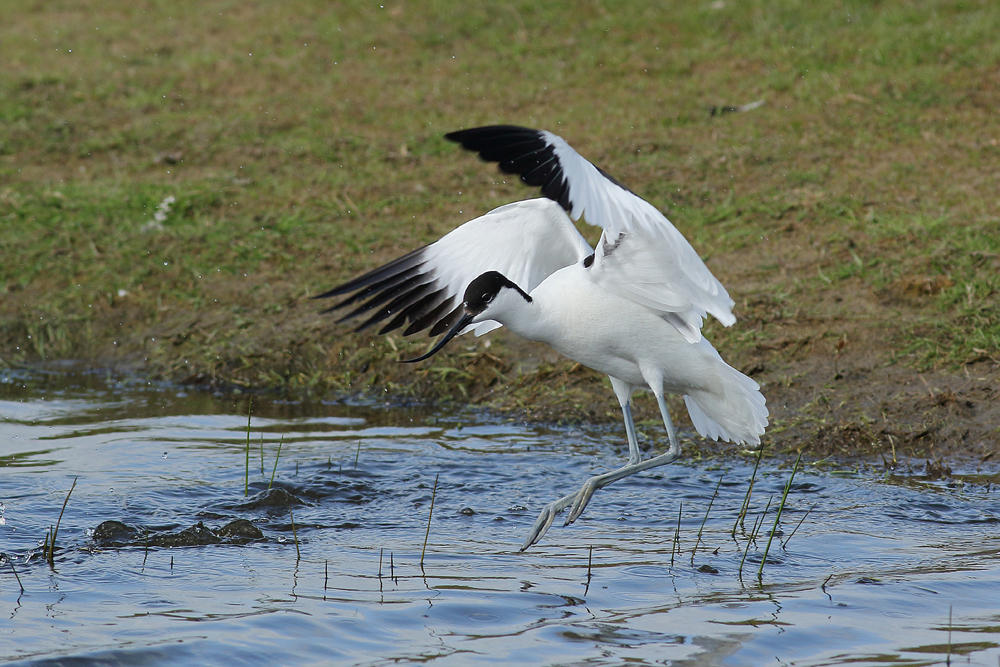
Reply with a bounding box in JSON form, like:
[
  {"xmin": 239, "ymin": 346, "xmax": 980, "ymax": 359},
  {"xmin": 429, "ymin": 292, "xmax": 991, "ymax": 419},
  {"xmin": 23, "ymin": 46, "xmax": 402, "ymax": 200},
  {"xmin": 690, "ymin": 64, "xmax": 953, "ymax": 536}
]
[
  {"xmin": 446, "ymin": 125, "xmax": 736, "ymax": 341},
  {"xmin": 316, "ymin": 198, "xmax": 591, "ymax": 338}
]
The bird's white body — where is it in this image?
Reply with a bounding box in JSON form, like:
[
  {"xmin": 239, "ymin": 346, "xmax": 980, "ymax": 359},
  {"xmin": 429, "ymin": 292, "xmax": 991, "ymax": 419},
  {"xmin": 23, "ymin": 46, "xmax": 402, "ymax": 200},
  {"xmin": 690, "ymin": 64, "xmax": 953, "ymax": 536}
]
[
  {"xmin": 490, "ymin": 262, "xmax": 767, "ymax": 446},
  {"xmin": 322, "ymin": 125, "xmax": 768, "ymax": 549},
  {"xmin": 507, "ymin": 265, "xmax": 705, "ymax": 385}
]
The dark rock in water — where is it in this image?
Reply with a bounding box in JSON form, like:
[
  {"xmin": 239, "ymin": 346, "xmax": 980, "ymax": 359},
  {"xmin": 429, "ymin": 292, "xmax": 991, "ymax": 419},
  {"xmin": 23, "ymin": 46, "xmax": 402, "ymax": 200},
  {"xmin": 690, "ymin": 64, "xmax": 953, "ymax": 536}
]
[
  {"xmin": 218, "ymin": 519, "xmax": 265, "ymax": 542},
  {"xmin": 92, "ymin": 519, "xmax": 266, "ymax": 549},
  {"xmin": 240, "ymin": 487, "xmax": 306, "ymax": 509},
  {"xmin": 149, "ymin": 521, "xmax": 222, "ymax": 547},
  {"xmin": 92, "ymin": 520, "xmax": 141, "ymax": 547}
]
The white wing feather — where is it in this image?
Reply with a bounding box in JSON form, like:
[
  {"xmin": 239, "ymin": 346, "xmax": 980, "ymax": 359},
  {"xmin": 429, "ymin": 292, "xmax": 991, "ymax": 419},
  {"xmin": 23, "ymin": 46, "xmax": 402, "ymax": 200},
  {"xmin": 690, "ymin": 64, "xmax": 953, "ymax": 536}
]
[
  {"xmin": 541, "ymin": 131, "xmax": 735, "ymax": 339},
  {"xmin": 422, "ymin": 199, "xmax": 591, "ymax": 335}
]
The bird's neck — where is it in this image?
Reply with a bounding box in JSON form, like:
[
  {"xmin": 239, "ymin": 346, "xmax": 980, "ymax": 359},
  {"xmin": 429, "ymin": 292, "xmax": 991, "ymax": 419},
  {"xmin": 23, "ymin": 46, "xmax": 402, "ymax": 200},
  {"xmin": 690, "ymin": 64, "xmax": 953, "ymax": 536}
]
[{"xmin": 496, "ymin": 296, "xmax": 557, "ymax": 345}]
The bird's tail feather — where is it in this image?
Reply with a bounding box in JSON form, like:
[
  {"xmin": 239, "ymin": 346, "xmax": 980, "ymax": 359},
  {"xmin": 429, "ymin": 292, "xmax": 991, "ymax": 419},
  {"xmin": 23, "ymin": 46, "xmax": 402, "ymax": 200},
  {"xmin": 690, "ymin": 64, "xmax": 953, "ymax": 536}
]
[{"xmin": 683, "ymin": 363, "xmax": 768, "ymax": 446}]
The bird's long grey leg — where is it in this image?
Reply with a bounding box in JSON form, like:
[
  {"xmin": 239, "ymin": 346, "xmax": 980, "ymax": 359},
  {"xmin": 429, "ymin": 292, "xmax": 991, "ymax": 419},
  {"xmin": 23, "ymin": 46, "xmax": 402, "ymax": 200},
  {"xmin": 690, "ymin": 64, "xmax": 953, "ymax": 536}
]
[
  {"xmin": 656, "ymin": 391, "xmax": 682, "ymax": 460},
  {"xmin": 557, "ymin": 378, "xmax": 642, "ymax": 525},
  {"xmin": 564, "ymin": 385, "xmax": 683, "ymax": 525},
  {"xmin": 621, "ymin": 402, "xmax": 641, "ymax": 465},
  {"xmin": 519, "ymin": 377, "xmax": 637, "ymax": 551}
]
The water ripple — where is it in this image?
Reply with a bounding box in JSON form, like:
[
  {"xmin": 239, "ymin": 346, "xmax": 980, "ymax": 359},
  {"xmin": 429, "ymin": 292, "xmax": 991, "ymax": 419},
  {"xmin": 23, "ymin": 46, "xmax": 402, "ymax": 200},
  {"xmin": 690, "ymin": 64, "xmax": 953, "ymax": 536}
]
[{"xmin": 1, "ymin": 371, "xmax": 999, "ymax": 666}]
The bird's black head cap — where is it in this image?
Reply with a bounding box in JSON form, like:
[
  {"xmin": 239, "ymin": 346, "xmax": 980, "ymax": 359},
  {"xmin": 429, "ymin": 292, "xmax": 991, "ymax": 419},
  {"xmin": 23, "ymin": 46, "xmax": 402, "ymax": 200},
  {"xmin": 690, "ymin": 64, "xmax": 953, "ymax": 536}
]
[
  {"xmin": 400, "ymin": 271, "xmax": 531, "ymax": 364},
  {"xmin": 464, "ymin": 271, "xmax": 531, "ymax": 314}
]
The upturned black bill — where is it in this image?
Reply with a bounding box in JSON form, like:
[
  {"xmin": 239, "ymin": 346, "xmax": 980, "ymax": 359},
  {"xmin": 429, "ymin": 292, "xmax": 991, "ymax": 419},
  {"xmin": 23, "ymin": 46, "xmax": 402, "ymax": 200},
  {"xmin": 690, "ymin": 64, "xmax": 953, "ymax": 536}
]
[{"xmin": 400, "ymin": 312, "xmax": 475, "ymax": 363}]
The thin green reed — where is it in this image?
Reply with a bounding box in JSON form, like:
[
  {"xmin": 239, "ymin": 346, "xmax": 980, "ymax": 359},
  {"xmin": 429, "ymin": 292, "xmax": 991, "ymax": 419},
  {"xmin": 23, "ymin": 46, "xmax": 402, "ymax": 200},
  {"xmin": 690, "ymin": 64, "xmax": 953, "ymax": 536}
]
[
  {"xmin": 268, "ymin": 435, "xmax": 284, "ymax": 491},
  {"xmin": 244, "ymin": 396, "xmax": 252, "ymax": 497},
  {"xmin": 691, "ymin": 475, "xmax": 723, "ymax": 564},
  {"xmin": 758, "ymin": 453, "xmax": 802, "ymax": 579},
  {"xmin": 733, "ymin": 447, "xmax": 764, "ymax": 537}
]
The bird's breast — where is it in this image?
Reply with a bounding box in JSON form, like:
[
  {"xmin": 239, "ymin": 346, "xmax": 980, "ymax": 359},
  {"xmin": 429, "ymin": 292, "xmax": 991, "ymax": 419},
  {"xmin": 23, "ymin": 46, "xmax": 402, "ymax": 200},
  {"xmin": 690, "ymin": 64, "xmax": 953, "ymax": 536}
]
[{"xmin": 514, "ymin": 269, "xmax": 690, "ymax": 384}]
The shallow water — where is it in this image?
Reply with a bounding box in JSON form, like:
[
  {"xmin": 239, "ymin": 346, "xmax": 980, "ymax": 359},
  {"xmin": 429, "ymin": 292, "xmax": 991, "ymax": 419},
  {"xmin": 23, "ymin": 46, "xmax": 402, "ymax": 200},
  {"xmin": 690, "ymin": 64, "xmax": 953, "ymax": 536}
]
[{"xmin": 2, "ymin": 368, "xmax": 999, "ymax": 666}]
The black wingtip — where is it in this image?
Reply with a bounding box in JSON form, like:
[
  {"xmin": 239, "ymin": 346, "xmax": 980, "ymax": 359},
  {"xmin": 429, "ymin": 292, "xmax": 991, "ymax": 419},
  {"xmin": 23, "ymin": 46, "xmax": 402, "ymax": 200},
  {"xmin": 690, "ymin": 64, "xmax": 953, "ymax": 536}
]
[
  {"xmin": 313, "ymin": 246, "xmax": 429, "ymax": 301},
  {"xmin": 447, "ymin": 125, "xmax": 636, "ymax": 207},
  {"xmin": 315, "ymin": 245, "xmax": 454, "ymax": 339},
  {"xmin": 444, "ymin": 125, "xmax": 542, "ymax": 153},
  {"xmin": 445, "ymin": 125, "xmax": 574, "ymax": 213}
]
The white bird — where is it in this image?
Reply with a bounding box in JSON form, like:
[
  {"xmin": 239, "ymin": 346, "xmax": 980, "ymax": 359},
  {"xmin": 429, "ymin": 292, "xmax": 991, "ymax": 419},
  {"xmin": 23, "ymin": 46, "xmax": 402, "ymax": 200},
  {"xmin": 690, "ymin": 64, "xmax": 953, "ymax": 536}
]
[{"xmin": 318, "ymin": 125, "xmax": 768, "ymax": 550}]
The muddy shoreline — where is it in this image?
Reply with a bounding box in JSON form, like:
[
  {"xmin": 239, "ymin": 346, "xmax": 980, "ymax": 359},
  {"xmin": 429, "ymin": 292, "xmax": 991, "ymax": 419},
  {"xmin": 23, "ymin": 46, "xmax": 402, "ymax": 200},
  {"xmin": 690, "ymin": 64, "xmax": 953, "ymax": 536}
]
[{"xmin": 11, "ymin": 313, "xmax": 996, "ymax": 471}]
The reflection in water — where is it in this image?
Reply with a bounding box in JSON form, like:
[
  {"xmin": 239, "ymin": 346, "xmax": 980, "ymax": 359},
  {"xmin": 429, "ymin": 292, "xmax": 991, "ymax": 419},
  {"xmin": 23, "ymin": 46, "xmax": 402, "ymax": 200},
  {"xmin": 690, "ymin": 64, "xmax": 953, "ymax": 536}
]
[{"xmin": 1, "ymin": 368, "xmax": 999, "ymax": 666}]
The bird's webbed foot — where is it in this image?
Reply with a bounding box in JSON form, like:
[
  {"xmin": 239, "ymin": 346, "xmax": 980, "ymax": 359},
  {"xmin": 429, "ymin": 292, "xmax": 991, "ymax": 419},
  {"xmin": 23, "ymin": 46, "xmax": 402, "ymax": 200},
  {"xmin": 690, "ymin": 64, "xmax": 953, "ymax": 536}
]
[
  {"xmin": 520, "ymin": 491, "xmax": 578, "ymax": 551},
  {"xmin": 565, "ymin": 476, "xmax": 601, "ymax": 526}
]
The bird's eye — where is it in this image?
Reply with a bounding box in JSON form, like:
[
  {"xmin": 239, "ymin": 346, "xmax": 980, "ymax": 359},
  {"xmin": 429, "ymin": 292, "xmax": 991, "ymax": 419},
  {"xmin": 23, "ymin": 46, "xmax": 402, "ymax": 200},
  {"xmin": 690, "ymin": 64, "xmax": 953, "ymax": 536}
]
[{"xmin": 483, "ymin": 292, "xmax": 494, "ymax": 303}]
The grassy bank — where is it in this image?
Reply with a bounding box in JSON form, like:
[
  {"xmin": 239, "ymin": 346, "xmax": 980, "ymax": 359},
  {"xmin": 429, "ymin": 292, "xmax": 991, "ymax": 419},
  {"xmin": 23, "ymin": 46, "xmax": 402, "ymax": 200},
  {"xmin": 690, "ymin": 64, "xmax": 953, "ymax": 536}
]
[{"xmin": 2, "ymin": 0, "xmax": 998, "ymax": 461}]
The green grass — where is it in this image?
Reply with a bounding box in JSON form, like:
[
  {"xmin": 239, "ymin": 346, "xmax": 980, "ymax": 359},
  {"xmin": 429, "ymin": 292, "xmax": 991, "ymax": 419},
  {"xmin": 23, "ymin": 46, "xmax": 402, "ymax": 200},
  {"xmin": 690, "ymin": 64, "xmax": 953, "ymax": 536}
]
[{"xmin": 1, "ymin": 0, "xmax": 998, "ymax": 398}]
